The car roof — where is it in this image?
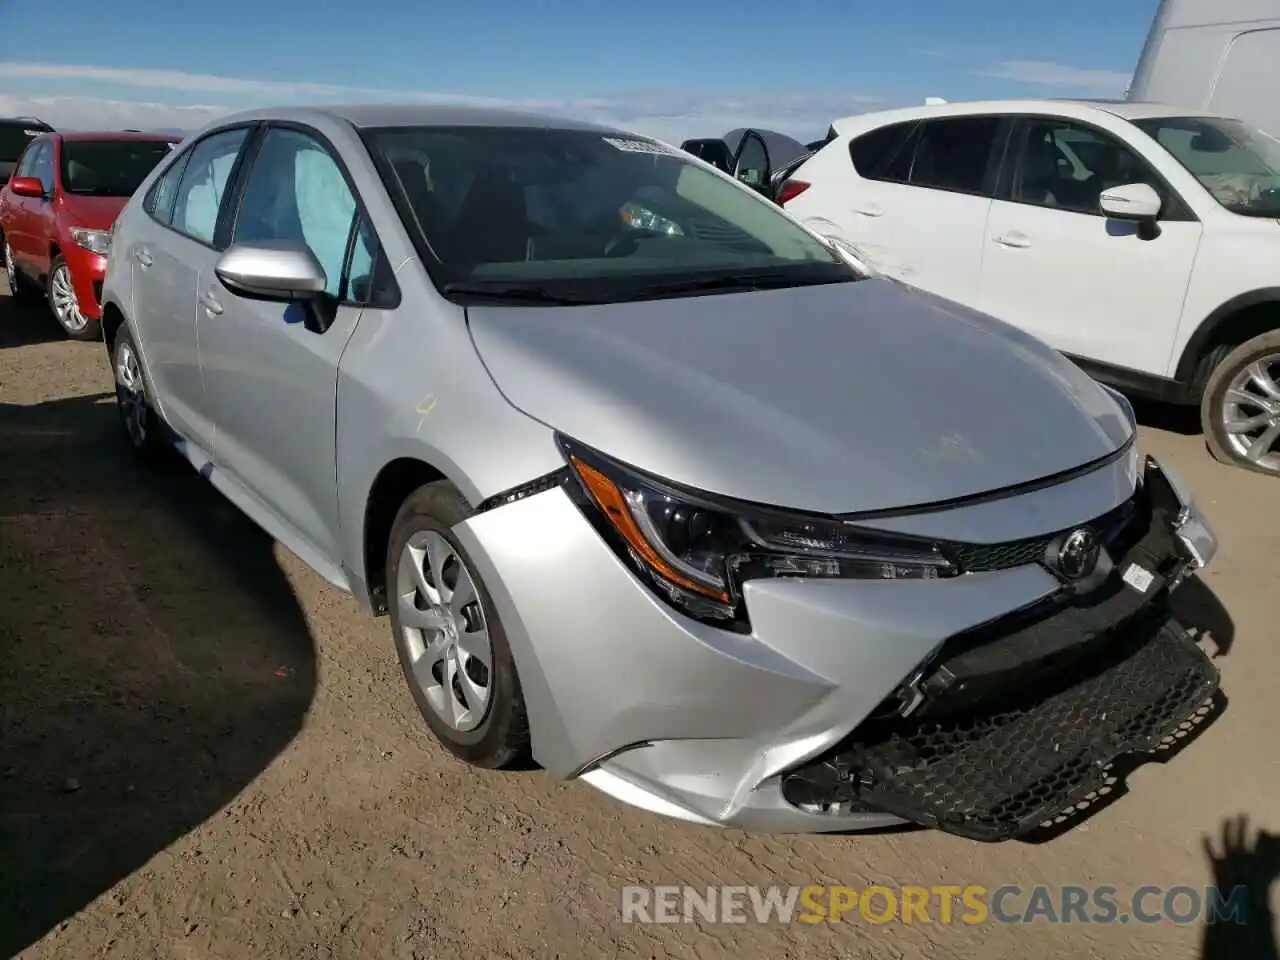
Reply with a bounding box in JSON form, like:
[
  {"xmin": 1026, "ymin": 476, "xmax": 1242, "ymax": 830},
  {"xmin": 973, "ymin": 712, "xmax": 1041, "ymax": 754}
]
[
  {"xmin": 829, "ymin": 98, "xmax": 1236, "ymax": 134},
  {"xmin": 204, "ymin": 102, "xmax": 623, "ymax": 135},
  {"xmin": 54, "ymin": 131, "xmax": 182, "ymax": 143}
]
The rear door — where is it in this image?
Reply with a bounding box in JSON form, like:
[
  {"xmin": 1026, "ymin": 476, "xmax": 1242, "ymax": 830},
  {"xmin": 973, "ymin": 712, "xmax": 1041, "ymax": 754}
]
[
  {"xmin": 1, "ymin": 138, "xmax": 42, "ymax": 269},
  {"xmin": 827, "ymin": 115, "xmax": 1005, "ymax": 306},
  {"xmin": 129, "ymin": 125, "xmax": 253, "ymax": 448}
]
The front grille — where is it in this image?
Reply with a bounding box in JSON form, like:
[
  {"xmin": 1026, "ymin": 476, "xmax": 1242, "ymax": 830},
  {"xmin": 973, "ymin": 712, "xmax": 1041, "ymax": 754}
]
[
  {"xmin": 781, "ymin": 616, "xmax": 1219, "ymax": 841},
  {"xmin": 950, "ymin": 494, "xmax": 1139, "ymax": 574}
]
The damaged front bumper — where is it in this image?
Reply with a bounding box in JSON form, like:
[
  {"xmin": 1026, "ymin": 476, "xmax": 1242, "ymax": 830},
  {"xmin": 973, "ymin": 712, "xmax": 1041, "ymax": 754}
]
[
  {"xmin": 454, "ymin": 451, "xmax": 1221, "ymax": 838},
  {"xmin": 780, "ymin": 456, "xmax": 1221, "ymax": 841}
]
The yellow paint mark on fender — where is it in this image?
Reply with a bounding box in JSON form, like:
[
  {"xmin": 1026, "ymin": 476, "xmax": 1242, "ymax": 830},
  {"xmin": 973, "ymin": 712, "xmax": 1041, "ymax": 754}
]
[{"xmin": 416, "ymin": 395, "xmax": 438, "ymax": 416}]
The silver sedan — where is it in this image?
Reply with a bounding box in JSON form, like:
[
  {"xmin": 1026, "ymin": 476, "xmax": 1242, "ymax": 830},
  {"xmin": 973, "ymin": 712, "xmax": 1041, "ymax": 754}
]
[{"xmin": 100, "ymin": 104, "xmax": 1222, "ymax": 840}]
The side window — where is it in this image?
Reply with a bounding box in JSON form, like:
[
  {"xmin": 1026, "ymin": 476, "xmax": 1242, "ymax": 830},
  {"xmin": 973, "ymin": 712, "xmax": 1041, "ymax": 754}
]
[
  {"xmin": 910, "ymin": 117, "xmax": 1002, "ymax": 195},
  {"xmin": 849, "ymin": 122, "xmax": 917, "ymax": 181},
  {"xmin": 145, "ymin": 152, "xmax": 191, "ymax": 225},
  {"xmin": 13, "ymin": 140, "xmax": 41, "ymax": 178},
  {"xmin": 29, "ymin": 141, "xmax": 54, "ymax": 193},
  {"xmin": 171, "ymin": 128, "xmax": 249, "ymax": 245},
  {"xmin": 734, "ymin": 133, "xmax": 770, "ymax": 188},
  {"xmin": 344, "ymin": 217, "xmax": 395, "ymax": 306},
  {"xmin": 1009, "ymin": 119, "xmax": 1164, "ymax": 216},
  {"xmin": 231, "ymin": 126, "xmax": 358, "ymax": 300}
]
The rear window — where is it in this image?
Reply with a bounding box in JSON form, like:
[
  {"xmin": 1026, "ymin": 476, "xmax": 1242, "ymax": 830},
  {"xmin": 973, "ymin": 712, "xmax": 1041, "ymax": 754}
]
[
  {"xmin": 0, "ymin": 120, "xmax": 52, "ymax": 163},
  {"xmin": 60, "ymin": 139, "xmax": 176, "ymax": 197}
]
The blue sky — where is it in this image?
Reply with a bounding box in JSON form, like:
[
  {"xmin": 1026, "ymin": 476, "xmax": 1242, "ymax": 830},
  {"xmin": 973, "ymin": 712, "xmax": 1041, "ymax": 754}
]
[{"xmin": 0, "ymin": 0, "xmax": 1162, "ymax": 141}]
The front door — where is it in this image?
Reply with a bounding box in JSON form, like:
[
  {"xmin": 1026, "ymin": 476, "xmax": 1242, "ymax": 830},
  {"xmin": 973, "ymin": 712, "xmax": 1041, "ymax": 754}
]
[
  {"xmin": 978, "ymin": 117, "xmax": 1202, "ymax": 377},
  {"xmin": 197, "ymin": 125, "xmax": 375, "ymax": 560}
]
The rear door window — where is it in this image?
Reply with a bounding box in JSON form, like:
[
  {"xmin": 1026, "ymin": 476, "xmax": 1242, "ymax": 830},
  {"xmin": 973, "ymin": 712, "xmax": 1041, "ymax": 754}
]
[{"xmin": 909, "ymin": 117, "xmax": 1003, "ymax": 195}]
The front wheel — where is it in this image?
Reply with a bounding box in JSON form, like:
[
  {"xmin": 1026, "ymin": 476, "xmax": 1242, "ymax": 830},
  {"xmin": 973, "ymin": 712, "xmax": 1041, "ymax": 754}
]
[
  {"xmin": 386, "ymin": 480, "xmax": 530, "ymax": 768},
  {"xmin": 1201, "ymin": 329, "xmax": 1280, "ymax": 476},
  {"xmin": 47, "ymin": 255, "xmax": 101, "ymax": 341}
]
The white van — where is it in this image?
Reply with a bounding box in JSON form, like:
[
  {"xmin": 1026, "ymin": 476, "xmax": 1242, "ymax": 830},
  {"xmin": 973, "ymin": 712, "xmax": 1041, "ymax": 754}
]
[{"xmin": 1128, "ymin": 0, "xmax": 1280, "ymax": 136}]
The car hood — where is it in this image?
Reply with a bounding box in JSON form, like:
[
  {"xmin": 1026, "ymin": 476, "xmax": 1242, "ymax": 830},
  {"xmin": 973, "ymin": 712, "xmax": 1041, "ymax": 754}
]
[
  {"xmin": 58, "ymin": 193, "xmax": 128, "ymax": 230},
  {"xmin": 466, "ymin": 277, "xmax": 1133, "ymax": 515}
]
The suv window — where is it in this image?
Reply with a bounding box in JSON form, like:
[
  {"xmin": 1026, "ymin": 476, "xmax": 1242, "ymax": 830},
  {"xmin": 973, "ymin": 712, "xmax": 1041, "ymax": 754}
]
[
  {"xmin": 231, "ymin": 127, "xmax": 363, "ymax": 301},
  {"xmin": 849, "ymin": 121, "xmax": 917, "ymax": 180},
  {"xmin": 910, "ymin": 117, "xmax": 1002, "ymax": 195},
  {"xmin": 1009, "ymin": 118, "xmax": 1164, "ymax": 216},
  {"xmin": 171, "ymin": 128, "xmax": 249, "ymax": 245},
  {"xmin": 0, "ymin": 120, "xmax": 52, "ymax": 183}
]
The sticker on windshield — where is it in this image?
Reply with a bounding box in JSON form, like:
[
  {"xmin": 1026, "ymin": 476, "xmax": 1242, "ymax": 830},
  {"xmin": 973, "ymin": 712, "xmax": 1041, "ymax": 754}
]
[
  {"xmin": 602, "ymin": 136, "xmax": 677, "ymax": 156},
  {"xmin": 23, "ymin": 129, "xmax": 44, "ymax": 137}
]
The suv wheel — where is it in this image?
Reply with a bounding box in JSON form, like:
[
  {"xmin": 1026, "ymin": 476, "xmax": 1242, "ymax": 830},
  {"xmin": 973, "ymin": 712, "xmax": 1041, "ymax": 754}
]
[
  {"xmin": 386, "ymin": 480, "xmax": 531, "ymax": 768},
  {"xmin": 1201, "ymin": 329, "xmax": 1280, "ymax": 476},
  {"xmin": 47, "ymin": 255, "xmax": 101, "ymax": 341}
]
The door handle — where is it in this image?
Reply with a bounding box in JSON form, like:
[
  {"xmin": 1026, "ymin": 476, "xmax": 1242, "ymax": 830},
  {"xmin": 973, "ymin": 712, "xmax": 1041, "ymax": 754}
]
[
  {"xmin": 199, "ymin": 291, "xmax": 223, "ymax": 316},
  {"xmin": 854, "ymin": 205, "xmax": 883, "ymax": 218},
  {"xmin": 134, "ymin": 248, "xmax": 153, "ymax": 267},
  {"xmin": 993, "ymin": 232, "xmax": 1031, "ymax": 249}
]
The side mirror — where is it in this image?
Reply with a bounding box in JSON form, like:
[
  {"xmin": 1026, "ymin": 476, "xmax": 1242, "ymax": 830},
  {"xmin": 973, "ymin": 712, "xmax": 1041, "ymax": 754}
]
[
  {"xmin": 214, "ymin": 241, "xmax": 327, "ymax": 302},
  {"xmin": 9, "ymin": 176, "xmax": 45, "ymax": 198},
  {"xmin": 1099, "ymin": 182, "xmax": 1162, "ymax": 221},
  {"xmin": 680, "ymin": 138, "xmax": 734, "ymax": 173}
]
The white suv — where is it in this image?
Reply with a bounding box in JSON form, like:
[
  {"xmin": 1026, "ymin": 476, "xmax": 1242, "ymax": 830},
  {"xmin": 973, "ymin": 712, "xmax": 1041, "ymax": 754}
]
[{"xmin": 781, "ymin": 99, "xmax": 1280, "ymax": 476}]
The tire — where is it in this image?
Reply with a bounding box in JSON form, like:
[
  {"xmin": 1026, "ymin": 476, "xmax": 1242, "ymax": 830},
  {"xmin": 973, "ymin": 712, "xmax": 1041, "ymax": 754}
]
[
  {"xmin": 111, "ymin": 325, "xmax": 172, "ymax": 468},
  {"xmin": 1200, "ymin": 329, "xmax": 1280, "ymax": 477},
  {"xmin": 47, "ymin": 255, "xmax": 101, "ymax": 341},
  {"xmin": 386, "ymin": 480, "xmax": 530, "ymax": 768},
  {"xmin": 3, "ymin": 238, "xmax": 38, "ymax": 303}
]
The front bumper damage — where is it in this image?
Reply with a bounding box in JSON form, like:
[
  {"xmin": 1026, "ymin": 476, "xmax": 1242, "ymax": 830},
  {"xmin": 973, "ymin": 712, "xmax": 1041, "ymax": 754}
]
[
  {"xmin": 454, "ymin": 451, "xmax": 1220, "ymax": 838},
  {"xmin": 780, "ymin": 456, "xmax": 1221, "ymax": 841}
]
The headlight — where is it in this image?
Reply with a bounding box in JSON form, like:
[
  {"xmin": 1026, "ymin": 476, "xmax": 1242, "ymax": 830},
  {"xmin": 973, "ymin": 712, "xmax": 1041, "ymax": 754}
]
[
  {"xmin": 70, "ymin": 227, "xmax": 111, "ymax": 256},
  {"xmin": 1100, "ymin": 383, "xmax": 1136, "ymax": 430},
  {"xmin": 560, "ymin": 436, "xmax": 956, "ymax": 626},
  {"xmin": 619, "ymin": 201, "xmax": 683, "ymax": 237}
]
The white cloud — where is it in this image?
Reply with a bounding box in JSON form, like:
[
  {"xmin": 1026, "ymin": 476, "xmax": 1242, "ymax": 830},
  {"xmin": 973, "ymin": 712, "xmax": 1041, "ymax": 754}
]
[
  {"xmin": 0, "ymin": 61, "xmax": 883, "ymax": 143},
  {"xmin": 980, "ymin": 60, "xmax": 1133, "ymax": 96}
]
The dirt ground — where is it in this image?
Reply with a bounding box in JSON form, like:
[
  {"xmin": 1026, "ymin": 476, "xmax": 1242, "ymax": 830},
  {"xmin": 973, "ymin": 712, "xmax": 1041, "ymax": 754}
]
[{"xmin": 0, "ymin": 284, "xmax": 1277, "ymax": 960}]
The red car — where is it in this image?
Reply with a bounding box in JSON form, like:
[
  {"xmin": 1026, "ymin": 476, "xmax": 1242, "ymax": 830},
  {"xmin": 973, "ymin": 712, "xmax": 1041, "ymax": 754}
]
[{"xmin": 0, "ymin": 131, "xmax": 179, "ymax": 340}]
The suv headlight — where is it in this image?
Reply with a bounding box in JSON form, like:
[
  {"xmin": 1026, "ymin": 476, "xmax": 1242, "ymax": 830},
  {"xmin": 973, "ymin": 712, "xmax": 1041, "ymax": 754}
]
[
  {"xmin": 559, "ymin": 436, "xmax": 956, "ymax": 626},
  {"xmin": 1099, "ymin": 383, "xmax": 1137, "ymax": 430},
  {"xmin": 70, "ymin": 227, "xmax": 111, "ymax": 256}
]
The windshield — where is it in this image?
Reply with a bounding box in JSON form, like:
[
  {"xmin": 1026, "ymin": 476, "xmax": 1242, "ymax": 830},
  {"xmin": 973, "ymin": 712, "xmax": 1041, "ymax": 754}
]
[
  {"xmin": 59, "ymin": 139, "xmax": 175, "ymax": 197},
  {"xmin": 1133, "ymin": 116, "xmax": 1280, "ymax": 217},
  {"xmin": 366, "ymin": 125, "xmax": 852, "ymax": 302}
]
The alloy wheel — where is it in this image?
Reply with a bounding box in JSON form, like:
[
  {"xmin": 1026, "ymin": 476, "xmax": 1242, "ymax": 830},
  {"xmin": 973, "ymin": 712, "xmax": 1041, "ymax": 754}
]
[
  {"xmin": 1219, "ymin": 353, "xmax": 1280, "ymax": 472},
  {"xmin": 50, "ymin": 263, "xmax": 89, "ymax": 333},
  {"xmin": 115, "ymin": 339, "xmax": 149, "ymax": 448},
  {"xmin": 395, "ymin": 529, "xmax": 494, "ymax": 733},
  {"xmin": 3, "ymin": 242, "xmax": 16, "ymax": 294}
]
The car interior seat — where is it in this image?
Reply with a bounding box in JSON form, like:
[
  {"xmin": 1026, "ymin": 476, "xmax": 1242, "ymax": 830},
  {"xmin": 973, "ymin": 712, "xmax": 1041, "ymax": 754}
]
[{"xmin": 444, "ymin": 167, "xmax": 533, "ymax": 265}]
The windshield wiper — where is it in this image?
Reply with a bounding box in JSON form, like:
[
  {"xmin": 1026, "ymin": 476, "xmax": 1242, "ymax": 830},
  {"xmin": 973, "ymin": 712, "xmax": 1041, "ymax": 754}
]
[
  {"xmin": 442, "ymin": 281, "xmax": 600, "ymax": 305},
  {"xmin": 623, "ymin": 270, "xmax": 852, "ymax": 299}
]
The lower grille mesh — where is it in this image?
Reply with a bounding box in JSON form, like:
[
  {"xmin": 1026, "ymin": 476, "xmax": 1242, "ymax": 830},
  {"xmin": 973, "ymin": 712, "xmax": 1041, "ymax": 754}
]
[{"xmin": 783, "ymin": 617, "xmax": 1219, "ymax": 841}]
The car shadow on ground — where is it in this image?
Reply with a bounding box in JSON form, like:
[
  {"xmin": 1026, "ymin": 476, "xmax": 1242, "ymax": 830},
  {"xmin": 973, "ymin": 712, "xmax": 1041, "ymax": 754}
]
[
  {"xmin": 0, "ymin": 390, "xmax": 318, "ymax": 957},
  {"xmin": 1199, "ymin": 814, "xmax": 1280, "ymax": 960},
  {"xmin": 1131, "ymin": 396, "xmax": 1202, "ymax": 437},
  {"xmin": 0, "ymin": 287, "xmax": 65, "ymax": 350}
]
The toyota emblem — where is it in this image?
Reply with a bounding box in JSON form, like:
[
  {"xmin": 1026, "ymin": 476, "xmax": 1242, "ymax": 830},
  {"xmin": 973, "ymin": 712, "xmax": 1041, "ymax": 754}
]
[{"xmin": 1053, "ymin": 528, "xmax": 1100, "ymax": 581}]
